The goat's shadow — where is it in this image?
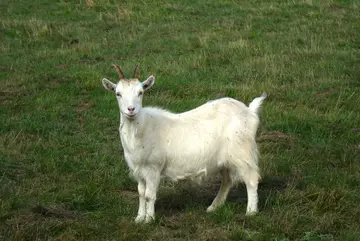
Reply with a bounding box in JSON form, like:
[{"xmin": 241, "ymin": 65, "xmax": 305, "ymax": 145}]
[{"xmin": 156, "ymin": 176, "xmax": 289, "ymax": 216}]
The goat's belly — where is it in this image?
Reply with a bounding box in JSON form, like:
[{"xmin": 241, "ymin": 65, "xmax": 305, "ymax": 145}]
[
  {"xmin": 161, "ymin": 156, "xmax": 221, "ymax": 182},
  {"xmin": 160, "ymin": 136, "xmax": 227, "ymax": 182}
]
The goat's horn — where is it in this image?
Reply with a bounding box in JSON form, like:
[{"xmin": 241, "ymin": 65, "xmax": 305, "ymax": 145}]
[
  {"xmin": 112, "ymin": 64, "xmax": 125, "ymax": 80},
  {"xmin": 133, "ymin": 64, "xmax": 139, "ymax": 79}
]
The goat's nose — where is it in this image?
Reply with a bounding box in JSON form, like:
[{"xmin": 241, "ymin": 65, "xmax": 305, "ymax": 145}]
[{"xmin": 128, "ymin": 106, "xmax": 135, "ymax": 112}]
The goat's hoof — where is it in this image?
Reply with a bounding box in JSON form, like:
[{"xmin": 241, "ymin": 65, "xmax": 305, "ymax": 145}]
[
  {"xmin": 144, "ymin": 215, "xmax": 155, "ymax": 223},
  {"xmin": 135, "ymin": 215, "xmax": 145, "ymax": 223},
  {"xmin": 206, "ymin": 206, "xmax": 216, "ymax": 213},
  {"xmin": 245, "ymin": 210, "xmax": 258, "ymax": 216}
]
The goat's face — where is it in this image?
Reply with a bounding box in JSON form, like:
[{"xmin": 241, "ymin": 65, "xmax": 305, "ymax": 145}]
[{"xmin": 102, "ymin": 75, "xmax": 155, "ymax": 119}]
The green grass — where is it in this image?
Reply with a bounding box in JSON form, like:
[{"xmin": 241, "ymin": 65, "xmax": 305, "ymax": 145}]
[{"xmin": 1, "ymin": 0, "xmax": 359, "ymax": 240}]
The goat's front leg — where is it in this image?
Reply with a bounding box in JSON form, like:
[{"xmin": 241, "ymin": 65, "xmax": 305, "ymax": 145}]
[
  {"xmin": 135, "ymin": 180, "xmax": 146, "ymax": 223},
  {"xmin": 144, "ymin": 171, "xmax": 161, "ymax": 223}
]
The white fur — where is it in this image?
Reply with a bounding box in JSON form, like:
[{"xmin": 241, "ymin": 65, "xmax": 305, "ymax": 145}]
[{"xmin": 102, "ymin": 75, "xmax": 266, "ymax": 223}]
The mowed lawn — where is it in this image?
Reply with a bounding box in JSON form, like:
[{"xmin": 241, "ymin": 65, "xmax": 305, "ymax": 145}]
[{"xmin": 1, "ymin": 0, "xmax": 359, "ymax": 240}]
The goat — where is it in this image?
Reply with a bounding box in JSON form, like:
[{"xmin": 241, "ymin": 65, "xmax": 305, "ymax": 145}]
[{"xmin": 101, "ymin": 64, "xmax": 266, "ymax": 223}]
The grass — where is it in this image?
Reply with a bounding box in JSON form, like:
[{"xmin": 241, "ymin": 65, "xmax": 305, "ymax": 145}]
[{"xmin": 1, "ymin": 0, "xmax": 359, "ymax": 240}]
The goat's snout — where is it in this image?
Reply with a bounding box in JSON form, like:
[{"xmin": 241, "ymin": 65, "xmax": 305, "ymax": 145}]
[{"xmin": 128, "ymin": 106, "xmax": 135, "ymax": 113}]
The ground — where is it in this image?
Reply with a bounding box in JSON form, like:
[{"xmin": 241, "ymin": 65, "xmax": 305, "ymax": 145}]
[{"xmin": 1, "ymin": 0, "xmax": 359, "ymax": 240}]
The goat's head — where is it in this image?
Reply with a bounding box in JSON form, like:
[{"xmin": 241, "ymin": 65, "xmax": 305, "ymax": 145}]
[{"xmin": 102, "ymin": 64, "xmax": 155, "ymax": 119}]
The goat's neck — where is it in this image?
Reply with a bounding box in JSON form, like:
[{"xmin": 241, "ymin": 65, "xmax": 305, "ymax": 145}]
[
  {"xmin": 118, "ymin": 111, "xmax": 147, "ymax": 169},
  {"xmin": 119, "ymin": 111, "xmax": 145, "ymax": 136}
]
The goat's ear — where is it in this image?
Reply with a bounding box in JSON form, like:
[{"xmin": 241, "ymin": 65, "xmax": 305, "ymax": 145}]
[
  {"xmin": 142, "ymin": 75, "xmax": 155, "ymax": 91},
  {"xmin": 102, "ymin": 78, "xmax": 116, "ymax": 92}
]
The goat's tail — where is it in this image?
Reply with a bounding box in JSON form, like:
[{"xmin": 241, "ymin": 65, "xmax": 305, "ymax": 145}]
[{"xmin": 249, "ymin": 93, "xmax": 267, "ymax": 114}]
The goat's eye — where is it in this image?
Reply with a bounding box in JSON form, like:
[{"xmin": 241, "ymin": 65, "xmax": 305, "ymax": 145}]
[
  {"xmin": 116, "ymin": 92, "xmax": 122, "ymax": 97},
  {"xmin": 138, "ymin": 92, "xmax": 143, "ymax": 97}
]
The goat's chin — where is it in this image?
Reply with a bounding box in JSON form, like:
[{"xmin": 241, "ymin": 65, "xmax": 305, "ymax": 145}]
[{"xmin": 123, "ymin": 112, "xmax": 138, "ymax": 119}]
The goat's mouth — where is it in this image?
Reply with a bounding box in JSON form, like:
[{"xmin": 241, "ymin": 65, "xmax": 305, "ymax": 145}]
[{"xmin": 124, "ymin": 113, "xmax": 137, "ymax": 118}]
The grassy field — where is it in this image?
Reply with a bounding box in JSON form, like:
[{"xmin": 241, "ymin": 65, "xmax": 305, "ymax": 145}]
[{"xmin": 1, "ymin": 0, "xmax": 360, "ymax": 240}]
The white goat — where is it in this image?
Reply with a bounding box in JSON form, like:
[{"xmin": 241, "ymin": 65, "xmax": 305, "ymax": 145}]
[{"xmin": 102, "ymin": 64, "xmax": 266, "ymax": 223}]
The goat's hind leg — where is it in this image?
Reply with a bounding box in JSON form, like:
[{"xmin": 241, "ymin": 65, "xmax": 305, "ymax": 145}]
[
  {"xmin": 245, "ymin": 170, "xmax": 259, "ymax": 215},
  {"xmin": 207, "ymin": 169, "xmax": 232, "ymax": 212}
]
